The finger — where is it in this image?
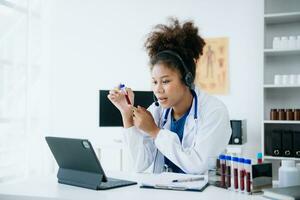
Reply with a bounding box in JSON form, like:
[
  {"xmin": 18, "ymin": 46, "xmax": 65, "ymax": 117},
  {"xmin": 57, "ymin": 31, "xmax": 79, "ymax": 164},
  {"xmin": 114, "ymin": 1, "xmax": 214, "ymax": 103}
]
[
  {"xmin": 137, "ymin": 105, "xmax": 146, "ymax": 110},
  {"xmin": 126, "ymin": 87, "xmax": 133, "ymax": 93},
  {"xmin": 137, "ymin": 106, "xmax": 148, "ymax": 114},
  {"xmin": 109, "ymin": 89, "xmax": 119, "ymax": 95},
  {"xmin": 132, "ymin": 106, "xmax": 138, "ymax": 113},
  {"xmin": 107, "ymin": 94, "xmax": 115, "ymax": 100},
  {"xmin": 132, "ymin": 109, "xmax": 142, "ymax": 118}
]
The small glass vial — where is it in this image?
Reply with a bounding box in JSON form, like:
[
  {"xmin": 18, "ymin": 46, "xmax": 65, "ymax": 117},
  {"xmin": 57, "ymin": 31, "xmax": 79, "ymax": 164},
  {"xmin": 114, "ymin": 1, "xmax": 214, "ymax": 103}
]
[
  {"xmin": 257, "ymin": 152, "xmax": 263, "ymax": 164},
  {"xmin": 219, "ymin": 154, "xmax": 226, "ymax": 188},
  {"xmin": 245, "ymin": 159, "xmax": 252, "ymax": 194},
  {"xmin": 278, "ymin": 109, "xmax": 286, "ymax": 120},
  {"xmin": 270, "ymin": 109, "xmax": 278, "ymax": 120},
  {"xmin": 286, "ymin": 109, "xmax": 294, "ymax": 120},
  {"xmin": 239, "ymin": 158, "xmax": 245, "ymax": 192},
  {"xmin": 232, "ymin": 157, "xmax": 239, "ymax": 191},
  {"xmin": 225, "ymin": 156, "xmax": 232, "ymax": 189}
]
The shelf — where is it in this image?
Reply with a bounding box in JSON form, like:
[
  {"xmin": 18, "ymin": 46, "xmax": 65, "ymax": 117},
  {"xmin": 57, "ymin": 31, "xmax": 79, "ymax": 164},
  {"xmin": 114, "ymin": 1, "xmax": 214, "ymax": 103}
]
[
  {"xmin": 265, "ymin": 12, "xmax": 300, "ymax": 24},
  {"xmin": 264, "ymin": 49, "xmax": 300, "ymax": 56},
  {"xmin": 264, "ymin": 155, "xmax": 300, "ymax": 161},
  {"xmin": 264, "ymin": 120, "xmax": 300, "ymax": 124},
  {"xmin": 264, "ymin": 84, "xmax": 300, "ymax": 88}
]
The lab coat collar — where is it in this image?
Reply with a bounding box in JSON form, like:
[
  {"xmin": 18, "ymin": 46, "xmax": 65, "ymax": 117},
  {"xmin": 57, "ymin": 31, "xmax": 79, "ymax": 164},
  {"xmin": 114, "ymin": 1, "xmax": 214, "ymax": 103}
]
[{"xmin": 161, "ymin": 87, "xmax": 202, "ymax": 145}]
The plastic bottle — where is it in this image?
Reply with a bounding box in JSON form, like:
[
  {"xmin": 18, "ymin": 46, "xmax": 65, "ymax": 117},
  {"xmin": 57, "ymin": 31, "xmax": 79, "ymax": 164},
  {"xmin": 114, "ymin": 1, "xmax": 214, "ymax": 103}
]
[
  {"xmin": 257, "ymin": 152, "xmax": 263, "ymax": 164},
  {"xmin": 245, "ymin": 159, "xmax": 252, "ymax": 194},
  {"xmin": 279, "ymin": 160, "xmax": 300, "ymax": 187},
  {"xmin": 239, "ymin": 158, "xmax": 245, "ymax": 192},
  {"xmin": 232, "ymin": 157, "xmax": 239, "ymax": 191},
  {"xmin": 219, "ymin": 154, "xmax": 226, "ymax": 188},
  {"xmin": 225, "ymin": 155, "xmax": 232, "ymax": 189}
]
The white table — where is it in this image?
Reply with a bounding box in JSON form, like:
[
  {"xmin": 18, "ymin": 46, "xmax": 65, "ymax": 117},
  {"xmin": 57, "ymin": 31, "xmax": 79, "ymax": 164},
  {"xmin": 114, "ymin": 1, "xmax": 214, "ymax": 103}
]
[{"xmin": 0, "ymin": 172, "xmax": 267, "ymax": 200}]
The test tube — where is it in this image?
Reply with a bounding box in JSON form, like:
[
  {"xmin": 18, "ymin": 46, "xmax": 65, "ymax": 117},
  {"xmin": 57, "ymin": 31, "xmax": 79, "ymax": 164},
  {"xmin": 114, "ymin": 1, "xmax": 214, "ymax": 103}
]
[
  {"xmin": 119, "ymin": 84, "xmax": 131, "ymax": 105},
  {"xmin": 245, "ymin": 159, "xmax": 252, "ymax": 194},
  {"xmin": 257, "ymin": 152, "xmax": 263, "ymax": 164},
  {"xmin": 219, "ymin": 154, "xmax": 226, "ymax": 188},
  {"xmin": 239, "ymin": 158, "xmax": 245, "ymax": 192},
  {"xmin": 232, "ymin": 157, "xmax": 239, "ymax": 191},
  {"xmin": 225, "ymin": 155, "xmax": 232, "ymax": 189}
]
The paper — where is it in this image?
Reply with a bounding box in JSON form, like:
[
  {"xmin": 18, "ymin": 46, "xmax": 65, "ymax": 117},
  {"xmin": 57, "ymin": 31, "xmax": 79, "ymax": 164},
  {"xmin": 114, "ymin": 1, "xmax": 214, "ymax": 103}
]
[{"xmin": 139, "ymin": 172, "xmax": 208, "ymax": 191}]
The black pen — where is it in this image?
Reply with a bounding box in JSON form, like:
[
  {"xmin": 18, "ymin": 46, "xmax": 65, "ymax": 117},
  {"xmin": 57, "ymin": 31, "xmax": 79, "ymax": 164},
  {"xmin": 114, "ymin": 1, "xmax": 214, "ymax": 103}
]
[{"xmin": 172, "ymin": 177, "xmax": 204, "ymax": 183}]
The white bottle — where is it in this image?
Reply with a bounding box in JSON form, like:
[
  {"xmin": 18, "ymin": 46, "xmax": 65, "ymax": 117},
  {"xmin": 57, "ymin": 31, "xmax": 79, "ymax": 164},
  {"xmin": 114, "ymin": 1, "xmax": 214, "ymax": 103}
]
[
  {"xmin": 297, "ymin": 36, "xmax": 300, "ymax": 49},
  {"xmin": 273, "ymin": 37, "xmax": 281, "ymax": 49},
  {"xmin": 288, "ymin": 36, "xmax": 297, "ymax": 49},
  {"xmin": 280, "ymin": 36, "xmax": 288, "ymax": 49},
  {"xmin": 278, "ymin": 160, "xmax": 300, "ymax": 187}
]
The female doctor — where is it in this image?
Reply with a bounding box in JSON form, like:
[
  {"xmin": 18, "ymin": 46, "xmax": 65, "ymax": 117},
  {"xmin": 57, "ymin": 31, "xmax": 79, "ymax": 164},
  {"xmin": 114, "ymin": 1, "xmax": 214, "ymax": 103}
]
[{"xmin": 108, "ymin": 18, "xmax": 231, "ymax": 174}]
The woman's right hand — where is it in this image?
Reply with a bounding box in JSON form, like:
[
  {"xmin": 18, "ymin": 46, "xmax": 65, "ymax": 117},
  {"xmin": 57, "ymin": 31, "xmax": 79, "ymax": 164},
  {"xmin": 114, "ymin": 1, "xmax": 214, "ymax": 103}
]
[{"xmin": 107, "ymin": 86, "xmax": 134, "ymax": 116}]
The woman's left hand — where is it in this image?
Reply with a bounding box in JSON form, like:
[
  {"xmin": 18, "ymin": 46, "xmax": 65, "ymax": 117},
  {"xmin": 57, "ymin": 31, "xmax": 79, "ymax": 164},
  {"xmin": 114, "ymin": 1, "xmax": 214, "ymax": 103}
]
[{"xmin": 132, "ymin": 106, "xmax": 160, "ymax": 138}]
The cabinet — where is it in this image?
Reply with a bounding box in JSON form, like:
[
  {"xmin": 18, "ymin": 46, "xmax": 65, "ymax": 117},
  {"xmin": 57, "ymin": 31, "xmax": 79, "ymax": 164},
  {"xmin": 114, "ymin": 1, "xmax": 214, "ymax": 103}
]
[{"xmin": 263, "ymin": 0, "xmax": 300, "ymax": 162}]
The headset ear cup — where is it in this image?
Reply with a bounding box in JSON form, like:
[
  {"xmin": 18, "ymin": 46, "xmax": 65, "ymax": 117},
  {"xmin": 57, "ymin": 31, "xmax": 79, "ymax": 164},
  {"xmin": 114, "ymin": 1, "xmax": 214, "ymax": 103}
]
[{"xmin": 185, "ymin": 72, "xmax": 193, "ymax": 88}]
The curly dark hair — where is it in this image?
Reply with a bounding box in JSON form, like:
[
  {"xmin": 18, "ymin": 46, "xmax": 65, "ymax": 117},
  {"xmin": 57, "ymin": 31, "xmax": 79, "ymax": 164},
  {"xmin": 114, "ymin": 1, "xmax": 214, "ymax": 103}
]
[{"xmin": 144, "ymin": 17, "xmax": 205, "ymax": 83}]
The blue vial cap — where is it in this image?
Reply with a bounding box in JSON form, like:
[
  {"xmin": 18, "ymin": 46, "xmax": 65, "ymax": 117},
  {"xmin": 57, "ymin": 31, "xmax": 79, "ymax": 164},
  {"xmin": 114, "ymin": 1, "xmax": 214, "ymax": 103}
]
[
  {"xmin": 238, "ymin": 158, "xmax": 245, "ymax": 163},
  {"xmin": 119, "ymin": 84, "xmax": 125, "ymax": 89},
  {"xmin": 257, "ymin": 152, "xmax": 262, "ymax": 159},
  {"xmin": 232, "ymin": 157, "xmax": 239, "ymax": 162},
  {"xmin": 225, "ymin": 156, "xmax": 232, "ymax": 160},
  {"xmin": 219, "ymin": 154, "xmax": 225, "ymax": 160},
  {"xmin": 245, "ymin": 159, "xmax": 251, "ymax": 164}
]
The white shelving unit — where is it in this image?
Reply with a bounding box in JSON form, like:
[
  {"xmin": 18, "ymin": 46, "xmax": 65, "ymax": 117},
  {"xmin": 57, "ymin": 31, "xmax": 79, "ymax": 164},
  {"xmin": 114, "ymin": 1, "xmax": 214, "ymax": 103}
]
[
  {"xmin": 262, "ymin": 0, "xmax": 300, "ymax": 162},
  {"xmin": 265, "ymin": 12, "xmax": 300, "ymax": 24}
]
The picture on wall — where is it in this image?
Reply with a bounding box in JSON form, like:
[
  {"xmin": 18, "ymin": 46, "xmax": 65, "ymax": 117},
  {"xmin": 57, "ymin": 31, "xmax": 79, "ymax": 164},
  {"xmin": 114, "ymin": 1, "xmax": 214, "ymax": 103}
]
[{"xmin": 195, "ymin": 37, "xmax": 229, "ymax": 95}]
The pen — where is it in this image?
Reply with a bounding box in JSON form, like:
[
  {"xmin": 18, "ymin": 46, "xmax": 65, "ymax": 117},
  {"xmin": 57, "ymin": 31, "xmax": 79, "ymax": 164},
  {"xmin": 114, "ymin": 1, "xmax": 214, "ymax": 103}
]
[
  {"xmin": 172, "ymin": 177, "xmax": 204, "ymax": 183},
  {"xmin": 119, "ymin": 84, "xmax": 131, "ymax": 105}
]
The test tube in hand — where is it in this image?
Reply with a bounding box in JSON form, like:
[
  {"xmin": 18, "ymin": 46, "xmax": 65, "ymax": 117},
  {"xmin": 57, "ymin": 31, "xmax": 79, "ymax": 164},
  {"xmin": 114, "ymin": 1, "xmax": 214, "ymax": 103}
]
[{"xmin": 119, "ymin": 84, "xmax": 131, "ymax": 105}]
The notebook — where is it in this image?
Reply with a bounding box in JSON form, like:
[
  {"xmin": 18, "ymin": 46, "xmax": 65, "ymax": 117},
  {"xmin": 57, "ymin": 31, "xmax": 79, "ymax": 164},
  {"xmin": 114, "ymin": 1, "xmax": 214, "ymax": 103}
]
[
  {"xmin": 45, "ymin": 136, "xmax": 137, "ymax": 190},
  {"xmin": 263, "ymin": 185, "xmax": 300, "ymax": 200},
  {"xmin": 139, "ymin": 172, "xmax": 209, "ymax": 192}
]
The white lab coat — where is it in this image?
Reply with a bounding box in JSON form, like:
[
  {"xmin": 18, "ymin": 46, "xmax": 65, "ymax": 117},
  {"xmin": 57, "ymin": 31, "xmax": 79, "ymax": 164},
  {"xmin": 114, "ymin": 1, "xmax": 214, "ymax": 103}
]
[{"xmin": 123, "ymin": 87, "xmax": 231, "ymax": 174}]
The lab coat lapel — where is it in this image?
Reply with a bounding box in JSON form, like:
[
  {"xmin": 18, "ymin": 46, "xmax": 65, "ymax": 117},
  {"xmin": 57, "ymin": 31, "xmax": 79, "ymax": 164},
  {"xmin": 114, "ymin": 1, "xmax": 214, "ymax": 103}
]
[{"xmin": 182, "ymin": 94, "xmax": 198, "ymax": 148}]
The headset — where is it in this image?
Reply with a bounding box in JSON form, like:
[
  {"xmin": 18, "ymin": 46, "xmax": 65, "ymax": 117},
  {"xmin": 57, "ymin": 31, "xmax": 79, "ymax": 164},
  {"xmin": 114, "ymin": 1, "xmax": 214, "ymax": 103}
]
[
  {"xmin": 154, "ymin": 50, "xmax": 194, "ymax": 88},
  {"xmin": 152, "ymin": 50, "xmax": 194, "ymax": 106}
]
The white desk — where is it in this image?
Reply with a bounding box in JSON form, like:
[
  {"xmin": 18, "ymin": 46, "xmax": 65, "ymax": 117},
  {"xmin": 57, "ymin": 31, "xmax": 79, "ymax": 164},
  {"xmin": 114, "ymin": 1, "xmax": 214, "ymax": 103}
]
[{"xmin": 0, "ymin": 172, "xmax": 267, "ymax": 200}]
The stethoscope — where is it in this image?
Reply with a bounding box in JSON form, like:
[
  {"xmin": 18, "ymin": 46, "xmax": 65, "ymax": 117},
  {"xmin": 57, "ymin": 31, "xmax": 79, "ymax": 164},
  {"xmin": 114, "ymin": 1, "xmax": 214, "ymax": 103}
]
[
  {"xmin": 153, "ymin": 89, "xmax": 198, "ymax": 173},
  {"xmin": 161, "ymin": 89, "xmax": 198, "ymax": 127}
]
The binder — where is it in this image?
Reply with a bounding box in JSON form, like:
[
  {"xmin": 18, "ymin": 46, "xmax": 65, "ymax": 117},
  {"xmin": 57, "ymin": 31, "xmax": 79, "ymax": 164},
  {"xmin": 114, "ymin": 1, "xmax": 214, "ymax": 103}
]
[
  {"xmin": 271, "ymin": 129, "xmax": 282, "ymax": 157},
  {"xmin": 294, "ymin": 131, "xmax": 300, "ymax": 158},
  {"xmin": 282, "ymin": 130, "xmax": 294, "ymax": 157}
]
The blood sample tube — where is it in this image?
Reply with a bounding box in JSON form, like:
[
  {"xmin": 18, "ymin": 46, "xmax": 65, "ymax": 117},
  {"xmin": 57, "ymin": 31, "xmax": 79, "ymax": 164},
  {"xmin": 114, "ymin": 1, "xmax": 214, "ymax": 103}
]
[
  {"xmin": 239, "ymin": 158, "xmax": 245, "ymax": 192},
  {"xmin": 225, "ymin": 155, "xmax": 232, "ymax": 189},
  {"xmin": 119, "ymin": 84, "xmax": 131, "ymax": 105},
  {"xmin": 219, "ymin": 154, "xmax": 226, "ymax": 188},
  {"xmin": 232, "ymin": 157, "xmax": 239, "ymax": 191},
  {"xmin": 245, "ymin": 159, "xmax": 252, "ymax": 194}
]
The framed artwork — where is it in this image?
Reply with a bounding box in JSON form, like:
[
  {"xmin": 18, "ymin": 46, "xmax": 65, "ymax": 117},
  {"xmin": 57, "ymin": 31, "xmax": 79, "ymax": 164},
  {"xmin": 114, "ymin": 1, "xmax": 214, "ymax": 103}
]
[{"xmin": 195, "ymin": 37, "xmax": 229, "ymax": 95}]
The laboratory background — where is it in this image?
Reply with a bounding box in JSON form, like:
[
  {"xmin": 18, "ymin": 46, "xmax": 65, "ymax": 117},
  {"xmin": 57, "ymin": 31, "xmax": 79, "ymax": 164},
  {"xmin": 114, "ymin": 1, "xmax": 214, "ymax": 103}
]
[{"xmin": 1, "ymin": 0, "xmax": 300, "ymax": 197}]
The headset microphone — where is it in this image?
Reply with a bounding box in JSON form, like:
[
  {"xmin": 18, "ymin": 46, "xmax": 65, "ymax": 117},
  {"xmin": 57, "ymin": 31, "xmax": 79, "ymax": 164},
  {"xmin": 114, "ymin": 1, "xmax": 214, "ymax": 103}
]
[{"xmin": 153, "ymin": 94, "xmax": 159, "ymax": 106}]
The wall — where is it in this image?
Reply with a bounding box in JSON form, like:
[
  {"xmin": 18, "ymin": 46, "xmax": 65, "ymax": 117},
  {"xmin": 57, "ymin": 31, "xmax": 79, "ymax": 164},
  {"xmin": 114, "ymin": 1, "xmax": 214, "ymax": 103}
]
[{"xmin": 44, "ymin": 0, "xmax": 264, "ymax": 161}]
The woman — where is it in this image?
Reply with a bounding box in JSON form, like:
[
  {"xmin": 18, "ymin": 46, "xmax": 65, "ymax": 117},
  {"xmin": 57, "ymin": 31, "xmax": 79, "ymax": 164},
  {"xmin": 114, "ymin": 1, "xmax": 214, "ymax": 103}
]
[{"xmin": 108, "ymin": 18, "xmax": 231, "ymax": 174}]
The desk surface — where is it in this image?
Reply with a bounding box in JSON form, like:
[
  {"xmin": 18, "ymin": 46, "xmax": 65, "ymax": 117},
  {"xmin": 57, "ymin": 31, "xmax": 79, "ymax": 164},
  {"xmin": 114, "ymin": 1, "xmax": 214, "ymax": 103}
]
[{"xmin": 0, "ymin": 172, "xmax": 267, "ymax": 200}]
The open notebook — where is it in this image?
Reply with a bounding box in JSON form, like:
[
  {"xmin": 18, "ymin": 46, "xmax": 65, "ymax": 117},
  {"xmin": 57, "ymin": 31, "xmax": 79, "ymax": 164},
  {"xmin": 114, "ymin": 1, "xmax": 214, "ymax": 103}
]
[{"xmin": 139, "ymin": 172, "xmax": 209, "ymax": 192}]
